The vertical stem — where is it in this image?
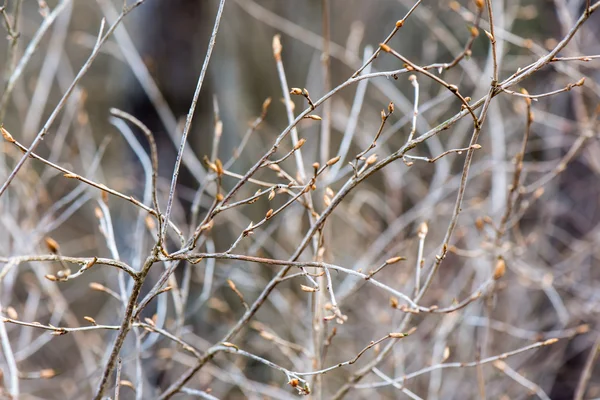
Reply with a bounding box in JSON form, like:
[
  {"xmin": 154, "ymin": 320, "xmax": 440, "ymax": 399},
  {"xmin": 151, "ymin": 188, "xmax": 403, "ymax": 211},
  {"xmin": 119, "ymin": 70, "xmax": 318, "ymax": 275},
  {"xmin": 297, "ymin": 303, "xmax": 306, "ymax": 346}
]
[
  {"xmin": 161, "ymin": 0, "xmax": 226, "ymax": 245},
  {"xmin": 320, "ymin": 0, "xmax": 331, "ymax": 166},
  {"xmin": 0, "ymin": 0, "xmax": 22, "ymax": 124}
]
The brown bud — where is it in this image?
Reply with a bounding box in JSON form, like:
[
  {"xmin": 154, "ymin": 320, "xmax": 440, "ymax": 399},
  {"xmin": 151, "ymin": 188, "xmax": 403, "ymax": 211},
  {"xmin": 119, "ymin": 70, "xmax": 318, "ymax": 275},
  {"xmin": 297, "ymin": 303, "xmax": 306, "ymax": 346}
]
[
  {"xmin": 1, "ymin": 126, "xmax": 15, "ymax": 143},
  {"xmin": 272, "ymin": 34, "xmax": 282, "ymax": 60},
  {"xmin": 326, "ymin": 156, "xmax": 341, "ymax": 166},
  {"xmin": 6, "ymin": 307, "xmax": 17, "ymax": 320},
  {"xmin": 475, "ymin": 217, "xmax": 485, "ymax": 231},
  {"xmin": 294, "ymin": 138, "xmax": 306, "ymax": 150},
  {"xmin": 40, "ymin": 369, "xmax": 56, "ymax": 379},
  {"xmin": 493, "ymin": 257, "xmax": 506, "ymax": 280},
  {"xmin": 45, "ymin": 237, "xmax": 60, "ymax": 253},
  {"xmin": 89, "ymin": 282, "xmax": 105, "ymax": 291},
  {"xmin": 379, "ymin": 43, "xmax": 391, "ymax": 53},
  {"xmin": 262, "ymin": 97, "xmax": 272, "ymax": 113},
  {"xmin": 386, "ymin": 256, "xmax": 405, "ymax": 264},
  {"xmin": 215, "ymin": 159, "xmax": 224, "ymax": 176},
  {"xmin": 289, "ymin": 379, "xmax": 299, "ymax": 387},
  {"xmin": 443, "ymin": 346, "xmax": 450, "ymax": 362}
]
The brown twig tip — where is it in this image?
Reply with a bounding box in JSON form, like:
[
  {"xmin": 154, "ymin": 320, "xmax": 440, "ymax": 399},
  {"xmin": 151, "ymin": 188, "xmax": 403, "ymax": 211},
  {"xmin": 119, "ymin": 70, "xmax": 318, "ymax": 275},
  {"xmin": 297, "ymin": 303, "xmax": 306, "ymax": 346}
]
[
  {"xmin": 469, "ymin": 26, "xmax": 479, "ymax": 38},
  {"xmin": 40, "ymin": 369, "xmax": 56, "ymax": 379},
  {"xmin": 261, "ymin": 97, "xmax": 272, "ymax": 112},
  {"xmin": 272, "ymin": 34, "xmax": 282, "ymax": 61},
  {"xmin": 543, "ymin": 338, "xmax": 559, "ymax": 346},
  {"xmin": 474, "ymin": 0, "xmax": 484, "ymax": 9},
  {"xmin": 84, "ymin": 316, "xmax": 97, "ymax": 326},
  {"xmin": 221, "ymin": 342, "xmax": 239, "ymax": 350},
  {"xmin": 305, "ymin": 114, "xmax": 322, "ymax": 121},
  {"xmin": 575, "ymin": 77, "xmax": 585, "ymax": 87},
  {"xmin": 294, "ymin": 138, "xmax": 307, "ymax": 150},
  {"xmin": 1, "ymin": 126, "xmax": 15, "ymax": 143},
  {"xmin": 379, "ymin": 43, "xmax": 392, "ymax": 53},
  {"xmin": 493, "ymin": 257, "xmax": 506, "ymax": 280},
  {"xmin": 326, "ymin": 156, "xmax": 341, "ymax": 166},
  {"xmin": 386, "ymin": 256, "xmax": 406, "ymax": 264},
  {"xmin": 5, "ymin": 307, "xmax": 18, "ymax": 320},
  {"xmin": 119, "ymin": 380, "xmax": 134, "ymax": 389},
  {"xmin": 290, "ymin": 88, "xmax": 303, "ymax": 95},
  {"xmin": 417, "ymin": 222, "xmax": 429, "ymax": 237},
  {"xmin": 389, "ymin": 327, "xmax": 418, "ymax": 338},
  {"xmin": 388, "ymin": 102, "xmax": 395, "ymax": 113},
  {"xmin": 44, "ymin": 237, "xmax": 60, "ymax": 253},
  {"xmin": 89, "ymin": 282, "xmax": 106, "ymax": 291},
  {"xmin": 265, "ymin": 209, "xmax": 274, "ymax": 219},
  {"xmin": 300, "ymin": 284, "xmax": 318, "ymax": 292}
]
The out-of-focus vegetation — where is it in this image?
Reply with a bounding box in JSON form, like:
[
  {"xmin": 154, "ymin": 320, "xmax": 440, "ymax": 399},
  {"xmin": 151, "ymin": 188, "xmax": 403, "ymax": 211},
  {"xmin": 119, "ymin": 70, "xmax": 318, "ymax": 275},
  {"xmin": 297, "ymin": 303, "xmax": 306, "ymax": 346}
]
[{"xmin": 1, "ymin": 0, "xmax": 600, "ymax": 399}]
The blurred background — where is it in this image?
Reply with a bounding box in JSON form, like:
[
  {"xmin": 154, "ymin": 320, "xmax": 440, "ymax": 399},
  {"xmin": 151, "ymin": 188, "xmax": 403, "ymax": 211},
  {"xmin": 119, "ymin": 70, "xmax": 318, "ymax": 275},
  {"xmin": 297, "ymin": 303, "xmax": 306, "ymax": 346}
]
[{"xmin": 1, "ymin": 0, "xmax": 600, "ymax": 398}]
